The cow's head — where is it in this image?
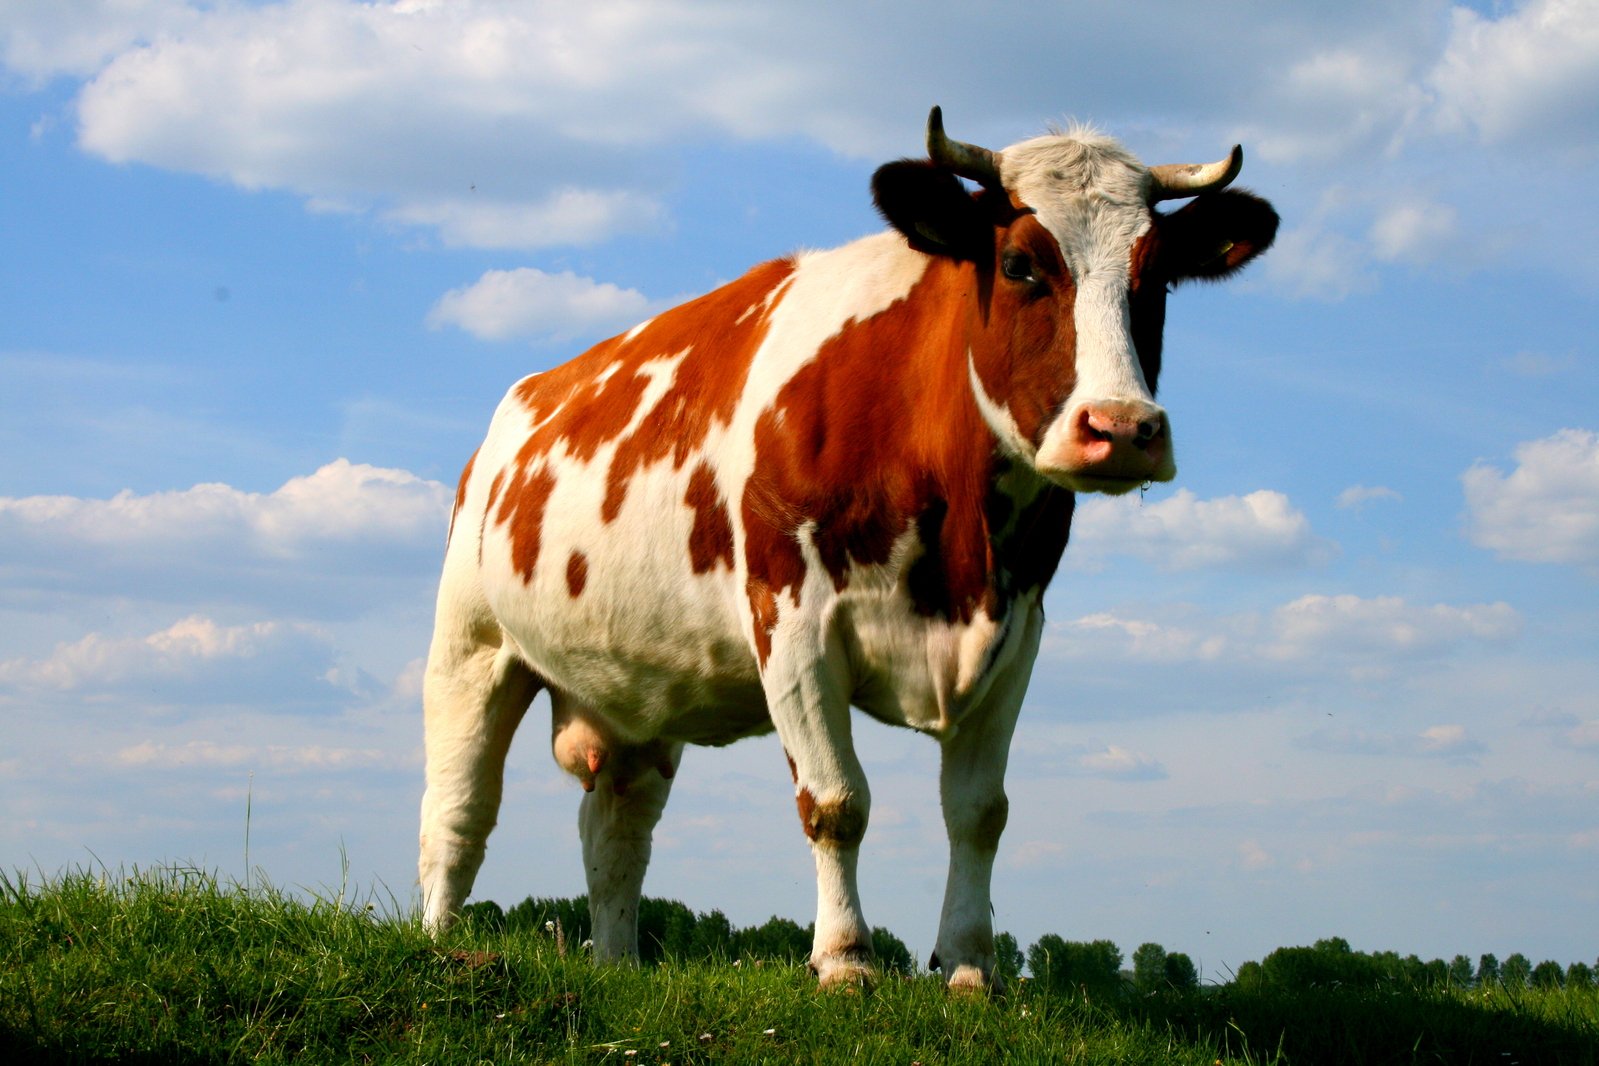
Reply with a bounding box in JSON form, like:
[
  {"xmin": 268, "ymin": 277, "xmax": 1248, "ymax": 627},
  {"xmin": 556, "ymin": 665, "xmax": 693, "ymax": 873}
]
[{"xmin": 873, "ymin": 107, "xmax": 1278, "ymax": 495}]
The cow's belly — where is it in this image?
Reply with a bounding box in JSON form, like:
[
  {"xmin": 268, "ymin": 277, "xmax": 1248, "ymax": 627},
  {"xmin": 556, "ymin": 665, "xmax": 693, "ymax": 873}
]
[{"xmin": 479, "ymin": 456, "xmax": 769, "ymax": 744}]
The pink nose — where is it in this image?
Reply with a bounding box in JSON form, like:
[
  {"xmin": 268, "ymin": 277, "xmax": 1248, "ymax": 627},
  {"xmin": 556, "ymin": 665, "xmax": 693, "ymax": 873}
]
[{"xmin": 1068, "ymin": 402, "xmax": 1171, "ymax": 480}]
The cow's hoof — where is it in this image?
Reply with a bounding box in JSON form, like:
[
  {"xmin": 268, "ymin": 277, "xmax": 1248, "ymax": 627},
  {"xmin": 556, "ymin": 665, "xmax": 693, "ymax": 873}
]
[
  {"xmin": 813, "ymin": 954, "xmax": 876, "ymax": 990},
  {"xmin": 945, "ymin": 963, "xmax": 1001, "ymax": 996}
]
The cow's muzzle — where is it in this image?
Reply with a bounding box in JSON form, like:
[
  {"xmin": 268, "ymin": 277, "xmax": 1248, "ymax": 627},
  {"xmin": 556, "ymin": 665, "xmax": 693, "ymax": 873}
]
[{"xmin": 1037, "ymin": 399, "xmax": 1175, "ymax": 495}]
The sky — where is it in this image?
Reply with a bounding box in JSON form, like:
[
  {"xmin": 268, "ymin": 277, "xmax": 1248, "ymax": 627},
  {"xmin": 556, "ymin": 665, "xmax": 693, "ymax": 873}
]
[{"xmin": 2, "ymin": 0, "xmax": 1597, "ymax": 980}]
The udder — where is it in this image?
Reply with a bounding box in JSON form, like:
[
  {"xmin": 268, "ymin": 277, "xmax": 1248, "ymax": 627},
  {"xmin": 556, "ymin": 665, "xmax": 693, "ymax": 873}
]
[{"xmin": 551, "ymin": 705, "xmax": 678, "ymax": 795}]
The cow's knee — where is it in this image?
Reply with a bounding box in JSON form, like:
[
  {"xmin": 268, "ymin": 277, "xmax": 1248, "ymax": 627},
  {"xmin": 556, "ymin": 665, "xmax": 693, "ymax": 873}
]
[
  {"xmin": 953, "ymin": 794, "xmax": 1008, "ymax": 851},
  {"xmin": 795, "ymin": 787, "xmax": 868, "ymax": 848}
]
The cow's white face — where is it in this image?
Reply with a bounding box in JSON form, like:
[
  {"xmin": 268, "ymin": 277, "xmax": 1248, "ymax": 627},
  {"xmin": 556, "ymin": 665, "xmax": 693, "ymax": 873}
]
[
  {"xmin": 873, "ymin": 122, "xmax": 1279, "ymax": 496},
  {"xmin": 1003, "ymin": 134, "xmax": 1167, "ymax": 493}
]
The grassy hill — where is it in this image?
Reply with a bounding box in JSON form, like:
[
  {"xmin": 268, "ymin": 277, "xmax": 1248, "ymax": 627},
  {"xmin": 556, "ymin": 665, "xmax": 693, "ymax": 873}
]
[{"xmin": 3, "ymin": 866, "xmax": 1595, "ymax": 1064}]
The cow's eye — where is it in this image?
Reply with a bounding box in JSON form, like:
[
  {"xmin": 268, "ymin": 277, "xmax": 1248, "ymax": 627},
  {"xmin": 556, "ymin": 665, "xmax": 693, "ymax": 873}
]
[{"xmin": 1001, "ymin": 251, "xmax": 1038, "ymax": 284}]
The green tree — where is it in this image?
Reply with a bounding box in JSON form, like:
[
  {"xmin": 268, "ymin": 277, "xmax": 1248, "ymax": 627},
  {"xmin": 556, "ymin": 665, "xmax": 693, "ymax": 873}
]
[
  {"xmin": 737, "ymin": 915, "xmax": 811, "ymax": 963},
  {"xmin": 690, "ymin": 909, "xmax": 734, "ymax": 960},
  {"xmin": 871, "ymin": 927, "xmax": 914, "ymax": 974},
  {"xmin": 637, "ymin": 897, "xmax": 697, "ymax": 962},
  {"xmin": 1448, "ymin": 954, "xmax": 1474, "ymax": 987},
  {"xmin": 1131, "ymin": 942, "xmax": 1168, "ymax": 993},
  {"xmin": 1531, "ymin": 960, "xmax": 1565, "ymax": 989},
  {"xmin": 993, "ymin": 931, "xmax": 1024, "ymax": 985},
  {"xmin": 1027, "ymin": 936, "xmax": 1122, "ymax": 996},
  {"xmin": 1163, "ymin": 951, "xmax": 1199, "ymax": 991},
  {"xmin": 1566, "ymin": 961, "xmax": 1594, "ymax": 989},
  {"xmin": 1476, "ymin": 953, "xmax": 1500, "ymax": 986},
  {"xmin": 1502, "ymin": 953, "xmax": 1532, "ymax": 989},
  {"xmin": 459, "ymin": 898, "xmax": 506, "ymax": 933},
  {"xmin": 1027, "ymin": 933, "xmax": 1069, "ymax": 988},
  {"xmin": 505, "ymin": 895, "xmax": 591, "ymax": 945}
]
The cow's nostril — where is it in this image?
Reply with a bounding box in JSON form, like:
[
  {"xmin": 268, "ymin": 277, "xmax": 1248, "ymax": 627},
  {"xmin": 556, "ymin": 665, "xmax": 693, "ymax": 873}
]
[{"xmin": 1135, "ymin": 420, "xmax": 1162, "ymax": 446}]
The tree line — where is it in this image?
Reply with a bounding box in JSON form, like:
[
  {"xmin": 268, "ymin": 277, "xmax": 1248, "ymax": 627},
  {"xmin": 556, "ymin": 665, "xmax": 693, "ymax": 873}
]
[
  {"xmin": 1236, "ymin": 936, "xmax": 1598, "ymax": 994},
  {"xmin": 464, "ymin": 897, "xmax": 1597, "ymax": 998}
]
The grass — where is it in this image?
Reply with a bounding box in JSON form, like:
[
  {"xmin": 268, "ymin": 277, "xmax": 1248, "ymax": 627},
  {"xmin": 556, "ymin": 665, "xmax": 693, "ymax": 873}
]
[{"xmin": 3, "ymin": 866, "xmax": 1596, "ymax": 1065}]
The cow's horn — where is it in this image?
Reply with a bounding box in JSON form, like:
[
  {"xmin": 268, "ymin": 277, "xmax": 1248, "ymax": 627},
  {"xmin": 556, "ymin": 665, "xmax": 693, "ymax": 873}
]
[
  {"xmin": 1147, "ymin": 145, "xmax": 1244, "ymax": 202},
  {"xmin": 927, "ymin": 106, "xmax": 1002, "ymax": 187}
]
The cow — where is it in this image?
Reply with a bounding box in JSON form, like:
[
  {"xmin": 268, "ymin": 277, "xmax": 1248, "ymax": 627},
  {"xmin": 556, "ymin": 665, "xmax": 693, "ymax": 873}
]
[{"xmin": 419, "ymin": 106, "xmax": 1277, "ymax": 989}]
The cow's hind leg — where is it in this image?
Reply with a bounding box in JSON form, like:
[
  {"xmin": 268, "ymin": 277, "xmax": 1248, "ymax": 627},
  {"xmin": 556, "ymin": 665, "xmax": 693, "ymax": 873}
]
[
  {"xmin": 419, "ymin": 622, "xmax": 540, "ymax": 934},
  {"xmin": 929, "ymin": 604, "xmax": 1042, "ymax": 992},
  {"xmin": 571, "ymin": 725, "xmax": 684, "ymax": 960}
]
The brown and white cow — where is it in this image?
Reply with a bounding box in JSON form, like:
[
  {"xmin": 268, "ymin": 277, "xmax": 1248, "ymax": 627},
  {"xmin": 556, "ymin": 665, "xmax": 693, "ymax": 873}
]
[{"xmin": 419, "ymin": 107, "xmax": 1277, "ymax": 988}]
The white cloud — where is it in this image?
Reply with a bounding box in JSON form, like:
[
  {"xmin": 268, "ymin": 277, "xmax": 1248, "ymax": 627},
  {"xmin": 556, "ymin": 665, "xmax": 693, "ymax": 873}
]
[
  {"xmin": 1076, "ymin": 745, "xmax": 1166, "ymax": 781},
  {"xmin": 1264, "ymin": 594, "xmax": 1521, "ymax": 669},
  {"xmin": 390, "ymin": 189, "xmax": 667, "ymax": 251},
  {"xmin": 0, "ymin": 0, "xmax": 199, "ymax": 83},
  {"xmin": 1336, "ymin": 484, "xmax": 1402, "ymax": 510},
  {"xmin": 1, "ymin": 459, "xmax": 446, "ymax": 550},
  {"xmin": 1056, "ymin": 613, "xmax": 1231, "ymax": 664},
  {"xmin": 0, "ymin": 614, "xmax": 370, "ymax": 709},
  {"xmin": 1368, "ymin": 198, "xmax": 1459, "ymax": 264},
  {"xmin": 1258, "ymin": 219, "xmax": 1378, "ymax": 302},
  {"xmin": 1237, "ymin": 839, "xmax": 1274, "ymax": 871},
  {"xmin": 1429, "ymin": 0, "xmax": 1599, "ymax": 150},
  {"xmin": 1299, "ymin": 722, "xmax": 1485, "ymax": 760},
  {"xmin": 1047, "ymin": 594, "xmax": 1521, "ymax": 680},
  {"xmin": 113, "ymin": 738, "xmax": 398, "ymax": 770},
  {"xmin": 1070, "ymin": 488, "xmax": 1335, "ymax": 572},
  {"xmin": 1240, "ymin": 43, "xmax": 1430, "ymax": 164},
  {"xmin": 428, "ymin": 267, "xmax": 665, "ymax": 342},
  {"xmin": 4, "ymin": 0, "xmax": 1591, "ymax": 293},
  {"xmin": 1499, "ymin": 350, "xmax": 1576, "ymax": 378},
  {"xmin": 0, "ymin": 459, "xmax": 451, "ymax": 613},
  {"xmin": 1462, "ymin": 428, "xmax": 1599, "ymax": 568},
  {"xmin": 1569, "ymin": 720, "xmax": 1599, "ymax": 750}
]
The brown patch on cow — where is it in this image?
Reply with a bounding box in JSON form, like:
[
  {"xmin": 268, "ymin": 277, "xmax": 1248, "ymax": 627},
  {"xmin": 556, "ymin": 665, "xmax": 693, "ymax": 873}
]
[
  {"xmin": 685, "ymin": 462, "xmax": 735, "ymax": 573},
  {"xmin": 485, "ymin": 467, "xmax": 507, "ymax": 514},
  {"xmin": 497, "ymin": 465, "xmax": 558, "ymax": 583},
  {"xmin": 447, "ymin": 448, "xmax": 478, "ymax": 546},
  {"xmin": 971, "ymin": 212, "xmax": 1081, "ymax": 449},
  {"xmin": 497, "ymin": 259, "xmax": 793, "ymax": 527},
  {"xmin": 746, "ymin": 578, "xmax": 780, "ymax": 666},
  {"xmin": 565, "ymin": 550, "xmax": 588, "ymax": 597},
  {"xmin": 480, "ymin": 466, "xmax": 509, "ymax": 567},
  {"xmin": 598, "ymin": 264, "xmax": 794, "ymax": 521},
  {"xmin": 742, "ymin": 253, "xmax": 1080, "ymax": 626},
  {"xmin": 795, "ymin": 788, "xmax": 867, "ymax": 847}
]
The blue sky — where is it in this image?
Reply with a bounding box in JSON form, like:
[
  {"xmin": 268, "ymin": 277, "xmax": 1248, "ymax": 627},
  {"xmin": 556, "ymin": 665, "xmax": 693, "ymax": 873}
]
[{"xmin": 2, "ymin": 0, "xmax": 1597, "ymax": 978}]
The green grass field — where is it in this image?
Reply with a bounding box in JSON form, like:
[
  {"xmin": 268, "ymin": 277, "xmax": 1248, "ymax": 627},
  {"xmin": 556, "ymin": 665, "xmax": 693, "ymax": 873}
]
[{"xmin": 3, "ymin": 866, "xmax": 1595, "ymax": 1064}]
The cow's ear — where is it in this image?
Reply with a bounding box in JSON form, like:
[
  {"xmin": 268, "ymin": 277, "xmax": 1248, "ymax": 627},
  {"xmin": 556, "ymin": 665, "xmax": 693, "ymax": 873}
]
[
  {"xmin": 1160, "ymin": 189, "xmax": 1279, "ymax": 283},
  {"xmin": 872, "ymin": 160, "xmax": 992, "ymax": 262}
]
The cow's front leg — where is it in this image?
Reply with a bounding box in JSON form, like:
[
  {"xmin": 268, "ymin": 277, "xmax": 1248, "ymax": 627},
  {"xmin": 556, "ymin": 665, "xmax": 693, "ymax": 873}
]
[
  {"xmin": 930, "ymin": 605, "xmax": 1042, "ymax": 992},
  {"xmin": 577, "ymin": 737, "xmax": 683, "ymax": 961},
  {"xmin": 764, "ymin": 634, "xmax": 873, "ymax": 987}
]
